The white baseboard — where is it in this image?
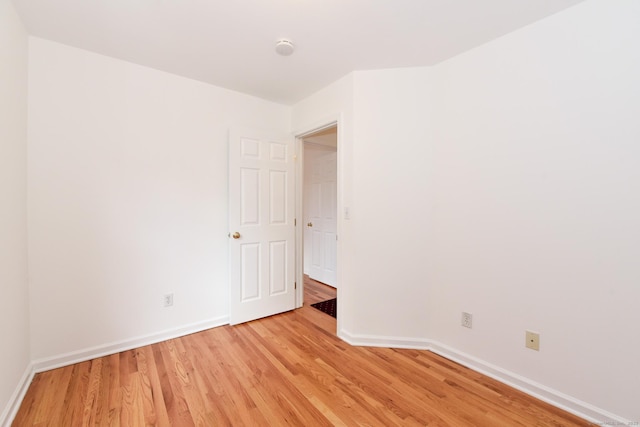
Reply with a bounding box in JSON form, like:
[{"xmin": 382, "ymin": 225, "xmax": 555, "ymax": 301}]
[
  {"xmin": 32, "ymin": 316, "xmax": 229, "ymax": 373},
  {"xmin": 339, "ymin": 329, "xmax": 629, "ymax": 425},
  {"xmin": 4, "ymin": 322, "xmax": 628, "ymax": 426},
  {"xmin": 0, "ymin": 363, "xmax": 35, "ymax": 427},
  {"xmin": 339, "ymin": 329, "xmax": 431, "ymax": 350}
]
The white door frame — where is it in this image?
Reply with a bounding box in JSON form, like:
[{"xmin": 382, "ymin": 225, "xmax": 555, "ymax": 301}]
[{"xmin": 294, "ymin": 115, "xmax": 343, "ymax": 323}]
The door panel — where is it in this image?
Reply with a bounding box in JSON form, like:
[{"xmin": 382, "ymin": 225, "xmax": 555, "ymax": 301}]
[
  {"xmin": 241, "ymin": 243, "xmax": 260, "ymax": 301},
  {"xmin": 270, "ymin": 171, "xmax": 287, "ymax": 224},
  {"xmin": 241, "ymin": 168, "xmax": 260, "ymax": 225},
  {"xmin": 307, "ymin": 150, "xmax": 337, "ymax": 287},
  {"xmin": 269, "ymin": 240, "xmax": 287, "ymax": 295},
  {"xmin": 229, "ymin": 129, "xmax": 295, "ymax": 325}
]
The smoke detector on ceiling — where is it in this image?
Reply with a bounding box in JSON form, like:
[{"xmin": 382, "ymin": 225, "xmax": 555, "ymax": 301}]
[{"xmin": 275, "ymin": 39, "xmax": 295, "ymax": 56}]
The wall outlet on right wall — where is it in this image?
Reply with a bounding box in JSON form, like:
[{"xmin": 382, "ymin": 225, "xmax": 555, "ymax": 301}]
[{"xmin": 525, "ymin": 330, "xmax": 540, "ymax": 351}]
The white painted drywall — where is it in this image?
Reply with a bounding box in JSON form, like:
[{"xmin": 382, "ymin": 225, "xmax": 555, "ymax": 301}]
[
  {"xmin": 27, "ymin": 38, "xmax": 291, "ymax": 361},
  {"xmin": 0, "ymin": 0, "xmax": 30, "ymax": 423},
  {"xmin": 428, "ymin": 0, "xmax": 640, "ymax": 420},
  {"xmin": 349, "ymin": 68, "xmax": 436, "ymax": 339},
  {"xmin": 293, "ymin": 74, "xmax": 354, "ymax": 333},
  {"xmin": 12, "ymin": 0, "xmax": 637, "ymax": 421},
  {"xmin": 294, "ymin": 0, "xmax": 639, "ymax": 421}
]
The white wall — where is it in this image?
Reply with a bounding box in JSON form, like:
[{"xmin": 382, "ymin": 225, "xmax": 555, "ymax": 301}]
[
  {"xmin": 0, "ymin": 0, "xmax": 30, "ymax": 423},
  {"xmin": 294, "ymin": 69, "xmax": 437, "ymax": 341},
  {"xmin": 295, "ymin": 0, "xmax": 639, "ymax": 422},
  {"xmin": 27, "ymin": 38, "xmax": 291, "ymax": 362},
  {"xmin": 293, "ymin": 74, "xmax": 354, "ymax": 332},
  {"xmin": 348, "ymin": 68, "xmax": 436, "ymax": 339},
  {"xmin": 428, "ymin": 0, "xmax": 640, "ymax": 420},
  {"xmin": 9, "ymin": 0, "xmax": 638, "ymax": 422}
]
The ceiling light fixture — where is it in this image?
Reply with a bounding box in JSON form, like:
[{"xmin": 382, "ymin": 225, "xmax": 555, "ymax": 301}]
[{"xmin": 275, "ymin": 39, "xmax": 295, "ymax": 56}]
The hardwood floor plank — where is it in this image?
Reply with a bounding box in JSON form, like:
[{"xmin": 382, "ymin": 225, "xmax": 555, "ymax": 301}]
[
  {"xmin": 33, "ymin": 367, "xmax": 70, "ymax": 425},
  {"xmin": 81, "ymin": 358, "xmax": 103, "ymax": 426},
  {"xmin": 156, "ymin": 340, "xmax": 196, "ymax": 426},
  {"xmin": 20, "ymin": 371, "xmax": 44, "ymax": 425},
  {"xmin": 92, "ymin": 354, "xmax": 113, "ymax": 427},
  {"xmin": 138, "ymin": 345, "xmax": 171, "ymax": 426},
  {"xmin": 303, "ymin": 275, "xmax": 337, "ymax": 305},
  {"xmin": 13, "ymin": 277, "xmax": 589, "ymax": 426}
]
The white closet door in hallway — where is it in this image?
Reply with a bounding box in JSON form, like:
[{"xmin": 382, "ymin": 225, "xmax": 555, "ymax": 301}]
[{"xmin": 305, "ymin": 148, "xmax": 337, "ymax": 287}]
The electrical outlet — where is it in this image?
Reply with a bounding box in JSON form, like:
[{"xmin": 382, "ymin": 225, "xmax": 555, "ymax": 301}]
[
  {"xmin": 461, "ymin": 312, "xmax": 473, "ymax": 329},
  {"xmin": 163, "ymin": 293, "xmax": 174, "ymax": 307},
  {"xmin": 525, "ymin": 331, "xmax": 540, "ymax": 351}
]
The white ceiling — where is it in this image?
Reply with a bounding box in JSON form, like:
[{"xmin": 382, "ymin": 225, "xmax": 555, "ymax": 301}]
[{"xmin": 11, "ymin": 0, "xmax": 584, "ymax": 105}]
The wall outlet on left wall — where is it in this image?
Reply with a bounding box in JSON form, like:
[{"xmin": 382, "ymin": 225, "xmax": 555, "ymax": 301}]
[
  {"xmin": 461, "ymin": 312, "xmax": 473, "ymax": 328},
  {"xmin": 163, "ymin": 293, "xmax": 174, "ymax": 307}
]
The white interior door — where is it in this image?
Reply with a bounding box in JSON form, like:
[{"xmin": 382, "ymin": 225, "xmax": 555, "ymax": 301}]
[
  {"xmin": 308, "ymin": 150, "xmax": 337, "ymax": 287},
  {"xmin": 229, "ymin": 129, "xmax": 296, "ymax": 325}
]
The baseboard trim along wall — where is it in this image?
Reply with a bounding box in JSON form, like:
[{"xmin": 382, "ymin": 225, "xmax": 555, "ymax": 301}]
[
  {"xmin": 5, "ymin": 321, "xmax": 627, "ymax": 426},
  {"xmin": 0, "ymin": 365, "xmax": 35, "ymax": 427},
  {"xmin": 31, "ymin": 316, "xmax": 229, "ymax": 373},
  {"xmin": 339, "ymin": 329, "xmax": 629, "ymax": 426}
]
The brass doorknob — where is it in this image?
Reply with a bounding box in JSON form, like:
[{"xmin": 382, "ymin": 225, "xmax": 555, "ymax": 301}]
[
  {"xmin": 232, "ymin": 232, "xmax": 241, "ymax": 239},
  {"xmin": 307, "ymin": 222, "xmax": 313, "ymax": 227}
]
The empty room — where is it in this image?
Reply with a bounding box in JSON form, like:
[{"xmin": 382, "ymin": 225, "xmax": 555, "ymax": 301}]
[{"xmin": 1, "ymin": 0, "xmax": 638, "ymax": 425}]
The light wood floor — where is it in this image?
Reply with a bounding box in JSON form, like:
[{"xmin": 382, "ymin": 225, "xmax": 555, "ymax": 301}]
[{"xmin": 14, "ymin": 276, "xmax": 589, "ymax": 426}]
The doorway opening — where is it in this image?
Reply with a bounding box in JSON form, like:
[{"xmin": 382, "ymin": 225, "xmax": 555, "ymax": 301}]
[{"xmin": 296, "ymin": 123, "xmax": 339, "ymax": 324}]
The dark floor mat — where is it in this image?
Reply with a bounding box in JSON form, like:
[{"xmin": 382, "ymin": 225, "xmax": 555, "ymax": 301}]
[{"xmin": 310, "ymin": 298, "xmax": 337, "ymax": 318}]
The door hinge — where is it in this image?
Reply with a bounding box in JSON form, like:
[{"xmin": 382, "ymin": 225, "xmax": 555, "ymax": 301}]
[
  {"xmin": 294, "ymin": 218, "xmax": 297, "ymax": 226},
  {"xmin": 295, "ymin": 281, "xmax": 297, "ymax": 289}
]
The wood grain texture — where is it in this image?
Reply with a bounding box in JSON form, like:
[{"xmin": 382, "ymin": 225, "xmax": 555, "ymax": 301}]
[{"xmin": 13, "ymin": 277, "xmax": 588, "ymax": 426}]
